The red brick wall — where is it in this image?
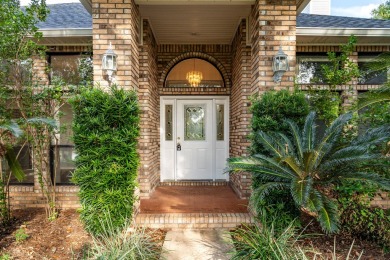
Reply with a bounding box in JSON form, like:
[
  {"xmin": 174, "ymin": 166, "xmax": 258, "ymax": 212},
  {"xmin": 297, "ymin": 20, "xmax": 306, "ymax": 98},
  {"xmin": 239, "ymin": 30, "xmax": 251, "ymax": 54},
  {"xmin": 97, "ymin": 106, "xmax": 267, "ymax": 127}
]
[
  {"xmin": 230, "ymin": 20, "xmax": 252, "ymax": 198},
  {"xmin": 138, "ymin": 20, "xmax": 160, "ymax": 198},
  {"xmin": 92, "ymin": 0, "xmax": 140, "ymax": 90},
  {"xmin": 251, "ymin": 0, "xmax": 296, "ymax": 93}
]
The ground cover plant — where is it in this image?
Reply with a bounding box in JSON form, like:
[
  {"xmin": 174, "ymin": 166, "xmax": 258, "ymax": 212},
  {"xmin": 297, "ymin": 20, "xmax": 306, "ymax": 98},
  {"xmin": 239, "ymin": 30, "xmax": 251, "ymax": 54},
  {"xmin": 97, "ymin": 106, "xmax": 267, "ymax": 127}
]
[{"xmin": 70, "ymin": 85, "xmax": 140, "ymax": 235}]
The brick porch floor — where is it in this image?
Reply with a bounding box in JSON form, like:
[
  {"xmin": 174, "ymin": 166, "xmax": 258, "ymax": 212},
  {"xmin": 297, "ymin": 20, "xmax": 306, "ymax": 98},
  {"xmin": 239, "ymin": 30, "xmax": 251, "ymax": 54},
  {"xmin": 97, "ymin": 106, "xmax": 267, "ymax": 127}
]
[{"xmin": 136, "ymin": 185, "xmax": 253, "ymax": 229}]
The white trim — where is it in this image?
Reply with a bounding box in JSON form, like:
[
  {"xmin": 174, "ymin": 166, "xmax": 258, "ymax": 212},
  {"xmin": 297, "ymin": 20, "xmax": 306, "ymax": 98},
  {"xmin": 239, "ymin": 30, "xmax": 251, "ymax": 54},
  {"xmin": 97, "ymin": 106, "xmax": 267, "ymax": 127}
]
[
  {"xmin": 40, "ymin": 29, "xmax": 92, "ymax": 37},
  {"xmin": 297, "ymin": 28, "xmax": 390, "ymax": 37}
]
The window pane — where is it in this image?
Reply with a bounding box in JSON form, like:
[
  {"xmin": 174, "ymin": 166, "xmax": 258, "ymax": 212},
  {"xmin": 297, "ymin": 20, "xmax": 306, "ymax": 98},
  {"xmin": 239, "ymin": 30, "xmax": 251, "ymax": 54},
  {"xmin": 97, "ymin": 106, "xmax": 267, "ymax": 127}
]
[
  {"xmin": 51, "ymin": 55, "xmax": 81, "ymax": 85},
  {"xmin": 166, "ymin": 59, "xmax": 224, "ymax": 88},
  {"xmin": 184, "ymin": 105, "xmax": 206, "ymax": 141},
  {"xmin": 165, "ymin": 105, "xmax": 173, "ymax": 141},
  {"xmin": 216, "ymin": 104, "xmax": 224, "ymax": 141},
  {"xmin": 297, "ymin": 56, "xmax": 329, "ymax": 84},
  {"xmin": 52, "ymin": 146, "xmax": 75, "ymax": 184},
  {"xmin": 60, "ymin": 103, "xmax": 74, "ymax": 145},
  {"xmin": 358, "ymin": 62, "xmax": 387, "ymax": 85}
]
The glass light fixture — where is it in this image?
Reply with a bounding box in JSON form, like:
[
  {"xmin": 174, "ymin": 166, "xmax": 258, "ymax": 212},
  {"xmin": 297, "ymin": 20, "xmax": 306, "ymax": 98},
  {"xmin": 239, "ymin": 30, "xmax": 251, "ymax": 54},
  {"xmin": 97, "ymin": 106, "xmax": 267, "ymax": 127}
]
[
  {"xmin": 272, "ymin": 46, "xmax": 289, "ymax": 83},
  {"xmin": 102, "ymin": 42, "xmax": 117, "ymax": 82},
  {"xmin": 186, "ymin": 59, "xmax": 203, "ymax": 87}
]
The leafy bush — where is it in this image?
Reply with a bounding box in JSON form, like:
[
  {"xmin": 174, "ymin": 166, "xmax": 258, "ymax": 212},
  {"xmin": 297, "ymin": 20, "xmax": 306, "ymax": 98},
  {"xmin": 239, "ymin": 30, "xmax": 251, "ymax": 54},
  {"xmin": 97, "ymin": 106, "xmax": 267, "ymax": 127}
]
[
  {"xmin": 81, "ymin": 213, "xmax": 162, "ymax": 260},
  {"xmin": 249, "ymin": 89, "xmax": 309, "ymax": 220},
  {"xmin": 229, "ymin": 112, "xmax": 390, "ymax": 233},
  {"xmin": 337, "ymin": 183, "xmax": 390, "ymax": 251},
  {"xmin": 250, "ymin": 89, "xmax": 309, "ymax": 156},
  {"xmin": 70, "ymin": 85, "xmax": 140, "ymax": 235}
]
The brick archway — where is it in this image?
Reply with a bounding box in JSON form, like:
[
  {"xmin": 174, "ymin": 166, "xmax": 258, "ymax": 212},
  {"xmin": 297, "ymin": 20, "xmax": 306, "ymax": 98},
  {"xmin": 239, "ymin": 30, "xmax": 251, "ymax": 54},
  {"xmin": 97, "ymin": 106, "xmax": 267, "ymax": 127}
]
[{"xmin": 160, "ymin": 52, "xmax": 231, "ymax": 89}]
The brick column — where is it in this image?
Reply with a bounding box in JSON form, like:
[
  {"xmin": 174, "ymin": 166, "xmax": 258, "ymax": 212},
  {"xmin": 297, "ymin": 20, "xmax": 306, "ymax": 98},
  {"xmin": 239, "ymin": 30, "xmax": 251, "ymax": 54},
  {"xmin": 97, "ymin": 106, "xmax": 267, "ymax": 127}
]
[
  {"xmin": 342, "ymin": 51, "xmax": 359, "ymax": 111},
  {"xmin": 138, "ymin": 20, "xmax": 160, "ymax": 198},
  {"xmin": 251, "ymin": 0, "xmax": 296, "ymax": 94},
  {"xmin": 92, "ymin": 0, "xmax": 140, "ymax": 90},
  {"xmin": 230, "ymin": 20, "xmax": 252, "ymax": 198}
]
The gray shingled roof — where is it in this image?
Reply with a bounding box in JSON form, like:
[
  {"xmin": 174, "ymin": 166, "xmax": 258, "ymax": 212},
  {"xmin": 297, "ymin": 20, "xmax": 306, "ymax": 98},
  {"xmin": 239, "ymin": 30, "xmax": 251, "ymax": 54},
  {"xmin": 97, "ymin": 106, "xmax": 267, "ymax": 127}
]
[
  {"xmin": 37, "ymin": 3, "xmax": 390, "ymax": 30},
  {"xmin": 297, "ymin": 13, "xmax": 390, "ymax": 28},
  {"xmin": 37, "ymin": 3, "xmax": 91, "ymax": 29}
]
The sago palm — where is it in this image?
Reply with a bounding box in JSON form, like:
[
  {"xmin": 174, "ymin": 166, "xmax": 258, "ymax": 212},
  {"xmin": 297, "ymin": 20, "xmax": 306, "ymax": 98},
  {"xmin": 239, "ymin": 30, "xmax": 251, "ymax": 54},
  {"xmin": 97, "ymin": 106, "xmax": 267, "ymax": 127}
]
[{"xmin": 228, "ymin": 112, "xmax": 390, "ymax": 233}]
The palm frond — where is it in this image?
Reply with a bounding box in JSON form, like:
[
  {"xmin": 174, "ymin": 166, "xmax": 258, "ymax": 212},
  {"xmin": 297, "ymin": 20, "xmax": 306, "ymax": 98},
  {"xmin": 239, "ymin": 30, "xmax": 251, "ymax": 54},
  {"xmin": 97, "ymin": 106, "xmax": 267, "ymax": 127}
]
[
  {"xmin": 290, "ymin": 177, "xmax": 313, "ymax": 206},
  {"xmin": 281, "ymin": 156, "xmax": 303, "ymax": 176},
  {"xmin": 4, "ymin": 147, "xmax": 25, "ymax": 182},
  {"xmin": 338, "ymin": 172, "xmax": 390, "ymax": 191},
  {"xmin": 313, "ymin": 113, "xmax": 352, "ymax": 168},
  {"xmin": 357, "ymin": 85, "xmax": 390, "ymax": 110},
  {"xmin": 352, "ymin": 125, "xmax": 390, "ymax": 147},
  {"xmin": 285, "ymin": 119, "xmax": 304, "ymax": 159},
  {"xmin": 302, "ymin": 112, "xmax": 316, "ymax": 151},
  {"xmin": 254, "ymin": 131, "xmax": 284, "ymax": 158},
  {"xmin": 0, "ymin": 120, "xmax": 23, "ymax": 138},
  {"xmin": 276, "ymin": 132, "xmax": 296, "ymax": 158},
  {"xmin": 227, "ymin": 157, "xmax": 294, "ymax": 181},
  {"xmin": 26, "ymin": 117, "xmax": 58, "ymax": 128},
  {"xmin": 251, "ymin": 154, "xmax": 298, "ymax": 178},
  {"xmin": 250, "ymin": 182, "xmax": 289, "ymax": 212},
  {"xmin": 319, "ymin": 154, "xmax": 379, "ymax": 172},
  {"xmin": 316, "ymin": 195, "xmax": 339, "ymax": 234}
]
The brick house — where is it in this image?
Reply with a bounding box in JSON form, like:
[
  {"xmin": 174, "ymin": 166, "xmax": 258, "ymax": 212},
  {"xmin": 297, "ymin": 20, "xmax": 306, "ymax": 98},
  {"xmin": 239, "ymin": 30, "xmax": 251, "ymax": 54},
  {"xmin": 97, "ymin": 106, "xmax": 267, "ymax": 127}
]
[{"xmin": 6, "ymin": 0, "xmax": 390, "ymax": 214}]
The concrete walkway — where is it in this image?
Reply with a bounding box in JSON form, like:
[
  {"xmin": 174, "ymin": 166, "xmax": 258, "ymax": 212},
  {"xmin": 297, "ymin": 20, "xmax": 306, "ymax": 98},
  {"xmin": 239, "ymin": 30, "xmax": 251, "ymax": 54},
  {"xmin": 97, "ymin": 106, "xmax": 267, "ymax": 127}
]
[{"xmin": 161, "ymin": 229, "xmax": 233, "ymax": 260}]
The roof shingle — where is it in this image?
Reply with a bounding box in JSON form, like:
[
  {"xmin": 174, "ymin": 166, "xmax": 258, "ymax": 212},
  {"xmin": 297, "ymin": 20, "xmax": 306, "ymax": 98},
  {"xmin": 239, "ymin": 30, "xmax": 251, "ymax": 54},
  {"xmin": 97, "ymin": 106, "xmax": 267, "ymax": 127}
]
[
  {"xmin": 37, "ymin": 3, "xmax": 390, "ymax": 30},
  {"xmin": 37, "ymin": 3, "xmax": 91, "ymax": 29}
]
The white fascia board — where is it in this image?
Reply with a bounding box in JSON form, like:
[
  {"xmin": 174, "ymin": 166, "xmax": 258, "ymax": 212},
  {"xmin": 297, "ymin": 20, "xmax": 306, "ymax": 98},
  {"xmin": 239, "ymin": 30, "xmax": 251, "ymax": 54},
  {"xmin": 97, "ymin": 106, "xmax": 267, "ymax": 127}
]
[
  {"xmin": 297, "ymin": 27, "xmax": 390, "ymax": 37},
  {"xmin": 40, "ymin": 29, "xmax": 92, "ymax": 37}
]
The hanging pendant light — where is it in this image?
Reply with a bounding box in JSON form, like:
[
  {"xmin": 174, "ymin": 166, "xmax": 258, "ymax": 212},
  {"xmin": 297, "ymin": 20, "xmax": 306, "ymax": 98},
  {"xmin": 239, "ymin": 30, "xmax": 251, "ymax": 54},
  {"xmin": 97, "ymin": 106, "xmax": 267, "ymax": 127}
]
[{"xmin": 186, "ymin": 59, "xmax": 203, "ymax": 87}]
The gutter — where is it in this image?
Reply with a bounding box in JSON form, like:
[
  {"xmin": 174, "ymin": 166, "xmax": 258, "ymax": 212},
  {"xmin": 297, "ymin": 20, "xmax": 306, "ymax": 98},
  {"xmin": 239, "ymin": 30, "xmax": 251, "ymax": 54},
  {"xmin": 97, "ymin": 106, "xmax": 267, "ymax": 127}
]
[
  {"xmin": 297, "ymin": 27, "xmax": 390, "ymax": 37},
  {"xmin": 40, "ymin": 29, "xmax": 92, "ymax": 37}
]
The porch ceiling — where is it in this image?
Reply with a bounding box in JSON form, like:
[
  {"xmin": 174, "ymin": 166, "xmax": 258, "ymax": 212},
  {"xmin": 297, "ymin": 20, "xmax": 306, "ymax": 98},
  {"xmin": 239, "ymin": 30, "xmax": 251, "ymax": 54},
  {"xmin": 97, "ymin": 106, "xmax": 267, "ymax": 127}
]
[{"xmin": 139, "ymin": 4, "xmax": 252, "ymax": 44}]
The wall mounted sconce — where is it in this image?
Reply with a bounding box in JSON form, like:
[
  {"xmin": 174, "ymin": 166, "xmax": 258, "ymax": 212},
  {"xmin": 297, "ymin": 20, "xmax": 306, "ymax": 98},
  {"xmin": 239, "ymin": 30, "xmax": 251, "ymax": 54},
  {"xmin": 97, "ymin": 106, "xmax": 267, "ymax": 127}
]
[
  {"xmin": 102, "ymin": 43, "xmax": 117, "ymax": 82},
  {"xmin": 272, "ymin": 46, "xmax": 289, "ymax": 83}
]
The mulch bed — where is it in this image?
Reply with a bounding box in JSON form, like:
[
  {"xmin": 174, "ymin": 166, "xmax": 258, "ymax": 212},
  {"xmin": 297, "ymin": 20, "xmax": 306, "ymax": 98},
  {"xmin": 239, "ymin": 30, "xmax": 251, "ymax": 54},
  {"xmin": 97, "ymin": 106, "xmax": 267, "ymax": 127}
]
[{"xmin": 0, "ymin": 208, "xmax": 167, "ymax": 260}]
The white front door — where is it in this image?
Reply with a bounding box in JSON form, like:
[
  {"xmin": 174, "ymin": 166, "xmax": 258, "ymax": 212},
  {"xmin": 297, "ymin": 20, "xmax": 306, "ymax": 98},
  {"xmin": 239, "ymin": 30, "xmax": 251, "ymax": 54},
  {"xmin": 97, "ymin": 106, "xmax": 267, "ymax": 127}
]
[
  {"xmin": 176, "ymin": 100, "xmax": 212, "ymax": 180},
  {"xmin": 160, "ymin": 96, "xmax": 229, "ymax": 181}
]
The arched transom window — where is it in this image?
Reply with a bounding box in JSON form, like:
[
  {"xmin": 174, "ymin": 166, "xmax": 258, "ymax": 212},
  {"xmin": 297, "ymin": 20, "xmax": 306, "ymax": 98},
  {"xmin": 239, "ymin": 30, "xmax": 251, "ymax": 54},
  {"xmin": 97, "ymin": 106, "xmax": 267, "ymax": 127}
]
[{"xmin": 165, "ymin": 58, "xmax": 224, "ymax": 88}]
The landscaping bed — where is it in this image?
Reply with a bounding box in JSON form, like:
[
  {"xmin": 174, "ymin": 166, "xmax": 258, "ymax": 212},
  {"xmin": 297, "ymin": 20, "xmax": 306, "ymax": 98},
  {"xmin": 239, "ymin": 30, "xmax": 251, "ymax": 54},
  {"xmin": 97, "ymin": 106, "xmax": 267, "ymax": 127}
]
[{"xmin": 0, "ymin": 208, "xmax": 166, "ymax": 260}]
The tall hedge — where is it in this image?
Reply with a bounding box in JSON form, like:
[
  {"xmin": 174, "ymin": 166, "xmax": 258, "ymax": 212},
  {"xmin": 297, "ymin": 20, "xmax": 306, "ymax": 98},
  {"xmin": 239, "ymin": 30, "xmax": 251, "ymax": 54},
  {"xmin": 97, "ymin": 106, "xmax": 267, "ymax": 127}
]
[{"xmin": 70, "ymin": 86, "xmax": 140, "ymax": 235}]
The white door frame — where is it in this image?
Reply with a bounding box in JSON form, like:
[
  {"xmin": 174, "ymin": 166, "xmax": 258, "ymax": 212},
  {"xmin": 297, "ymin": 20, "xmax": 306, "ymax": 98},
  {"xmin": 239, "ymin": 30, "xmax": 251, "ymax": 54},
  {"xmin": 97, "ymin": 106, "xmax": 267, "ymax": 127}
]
[{"xmin": 160, "ymin": 96, "xmax": 230, "ymax": 182}]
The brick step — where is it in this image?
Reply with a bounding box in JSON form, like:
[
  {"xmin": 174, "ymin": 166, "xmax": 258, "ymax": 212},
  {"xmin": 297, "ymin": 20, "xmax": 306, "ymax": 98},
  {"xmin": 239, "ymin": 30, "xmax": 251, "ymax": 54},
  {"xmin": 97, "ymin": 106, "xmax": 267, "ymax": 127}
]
[{"xmin": 135, "ymin": 212, "xmax": 253, "ymax": 229}]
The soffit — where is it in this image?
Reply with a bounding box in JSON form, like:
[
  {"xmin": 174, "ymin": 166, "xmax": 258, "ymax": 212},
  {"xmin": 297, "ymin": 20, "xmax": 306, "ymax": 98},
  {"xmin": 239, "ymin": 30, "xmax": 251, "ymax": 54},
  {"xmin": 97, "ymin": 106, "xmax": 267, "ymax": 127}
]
[{"xmin": 139, "ymin": 5, "xmax": 251, "ymax": 44}]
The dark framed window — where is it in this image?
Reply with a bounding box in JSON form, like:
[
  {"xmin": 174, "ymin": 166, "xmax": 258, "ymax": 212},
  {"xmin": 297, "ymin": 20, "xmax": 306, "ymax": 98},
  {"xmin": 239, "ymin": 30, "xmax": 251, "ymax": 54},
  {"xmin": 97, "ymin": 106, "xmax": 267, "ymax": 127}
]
[
  {"xmin": 358, "ymin": 54, "xmax": 387, "ymax": 85},
  {"xmin": 297, "ymin": 54, "xmax": 330, "ymax": 84},
  {"xmin": 48, "ymin": 52, "xmax": 92, "ymax": 85},
  {"xmin": 50, "ymin": 145, "xmax": 75, "ymax": 185}
]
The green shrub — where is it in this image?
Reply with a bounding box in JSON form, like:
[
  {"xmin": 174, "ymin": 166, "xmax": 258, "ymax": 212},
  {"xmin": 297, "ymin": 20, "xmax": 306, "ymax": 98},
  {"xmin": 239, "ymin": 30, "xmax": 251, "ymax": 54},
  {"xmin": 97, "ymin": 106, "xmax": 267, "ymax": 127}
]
[
  {"xmin": 249, "ymin": 89, "xmax": 309, "ymax": 221},
  {"xmin": 250, "ymin": 89, "xmax": 309, "ymax": 156},
  {"xmin": 82, "ymin": 213, "xmax": 162, "ymax": 260},
  {"xmin": 70, "ymin": 85, "xmax": 140, "ymax": 235},
  {"xmin": 14, "ymin": 228, "xmax": 29, "ymax": 243},
  {"xmin": 337, "ymin": 183, "xmax": 390, "ymax": 251}
]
